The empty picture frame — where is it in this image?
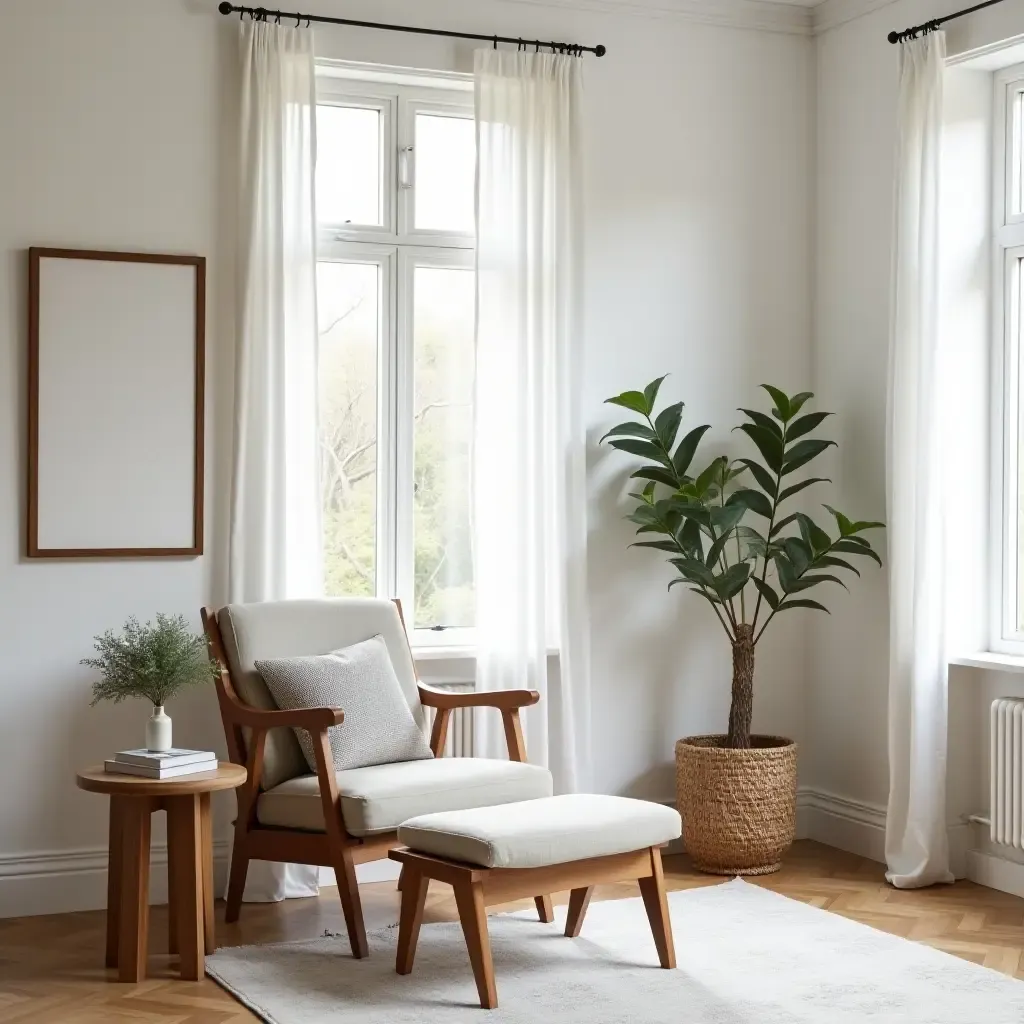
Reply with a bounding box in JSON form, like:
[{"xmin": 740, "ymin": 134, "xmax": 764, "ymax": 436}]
[{"xmin": 27, "ymin": 247, "xmax": 205, "ymax": 558}]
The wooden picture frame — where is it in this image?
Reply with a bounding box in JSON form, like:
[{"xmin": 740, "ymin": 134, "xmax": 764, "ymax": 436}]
[{"xmin": 27, "ymin": 247, "xmax": 206, "ymax": 558}]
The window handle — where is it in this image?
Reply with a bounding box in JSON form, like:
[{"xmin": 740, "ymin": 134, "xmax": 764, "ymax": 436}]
[{"xmin": 398, "ymin": 146, "xmax": 415, "ymax": 189}]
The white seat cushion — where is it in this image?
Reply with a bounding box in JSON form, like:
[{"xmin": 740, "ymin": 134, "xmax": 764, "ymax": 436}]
[
  {"xmin": 397, "ymin": 794, "xmax": 682, "ymax": 868},
  {"xmin": 257, "ymin": 758, "xmax": 554, "ymax": 837}
]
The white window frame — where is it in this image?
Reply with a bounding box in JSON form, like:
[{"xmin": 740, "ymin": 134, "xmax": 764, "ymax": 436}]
[
  {"xmin": 316, "ymin": 63, "xmax": 475, "ymax": 649},
  {"xmin": 991, "ymin": 64, "xmax": 1024, "ymax": 651}
]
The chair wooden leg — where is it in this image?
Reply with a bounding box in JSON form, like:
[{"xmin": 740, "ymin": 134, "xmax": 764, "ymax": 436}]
[
  {"xmin": 333, "ymin": 846, "xmax": 369, "ymax": 959},
  {"xmin": 118, "ymin": 799, "xmax": 153, "ymax": 983},
  {"xmin": 534, "ymin": 894, "xmax": 554, "ymax": 923},
  {"xmin": 105, "ymin": 797, "xmax": 124, "ymax": 969},
  {"xmin": 454, "ymin": 878, "xmax": 497, "ymax": 1010},
  {"xmin": 200, "ymin": 793, "xmax": 216, "ymax": 954},
  {"xmin": 564, "ymin": 886, "xmax": 593, "ymax": 938},
  {"xmin": 224, "ymin": 830, "xmax": 248, "ymax": 924},
  {"xmin": 167, "ymin": 795, "xmax": 205, "ymax": 981},
  {"xmin": 395, "ymin": 868, "xmax": 429, "ymax": 975},
  {"xmin": 167, "ymin": 820, "xmax": 178, "ymax": 955},
  {"xmin": 637, "ymin": 847, "xmax": 675, "ymax": 969}
]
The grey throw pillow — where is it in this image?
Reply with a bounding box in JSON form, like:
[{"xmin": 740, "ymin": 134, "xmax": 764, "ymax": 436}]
[{"xmin": 254, "ymin": 634, "xmax": 433, "ymax": 774}]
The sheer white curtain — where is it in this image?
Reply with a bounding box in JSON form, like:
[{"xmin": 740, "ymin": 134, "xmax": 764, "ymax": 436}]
[
  {"xmin": 885, "ymin": 31, "xmax": 954, "ymax": 889},
  {"xmin": 228, "ymin": 20, "xmax": 322, "ymax": 901},
  {"xmin": 472, "ymin": 50, "xmax": 592, "ymax": 794}
]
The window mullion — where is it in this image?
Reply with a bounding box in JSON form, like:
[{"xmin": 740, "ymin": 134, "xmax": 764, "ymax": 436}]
[
  {"xmin": 394, "ymin": 249, "xmax": 416, "ymax": 610},
  {"xmin": 375, "ymin": 248, "xmax": 399, "ymax": 600}
]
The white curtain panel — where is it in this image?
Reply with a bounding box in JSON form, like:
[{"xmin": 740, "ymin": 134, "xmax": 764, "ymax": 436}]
[
  {"xmin": 472, "ymin": 49, "xmax": 592, "ymax": 794},
  {"xmin": 228, "ymin": 20, "xmax": 322, "ymax": 902},
  {"xmin": 885, "ymin": 32, "xmax": 954, "ymax": 889}
]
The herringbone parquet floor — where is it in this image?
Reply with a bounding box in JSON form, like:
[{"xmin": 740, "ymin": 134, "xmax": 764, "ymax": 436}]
[{"xmin": 0, "ymin": 841, "xmax": 1021, "ymax": 1022}]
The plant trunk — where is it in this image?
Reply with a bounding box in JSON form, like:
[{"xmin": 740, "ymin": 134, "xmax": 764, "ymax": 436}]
[{"xmin": 727, "ymin": 624, "xmax": 755, "ymax": 749}]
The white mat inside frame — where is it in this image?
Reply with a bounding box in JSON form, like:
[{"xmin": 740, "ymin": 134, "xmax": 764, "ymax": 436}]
[{"xmin": 206, "ymin": 878, "xmax": 1024, "ymax": 1023}]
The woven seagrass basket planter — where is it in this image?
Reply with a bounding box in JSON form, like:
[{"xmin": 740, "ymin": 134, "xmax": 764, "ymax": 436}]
[{"xmin": 675, "ymin": 734, "xmax": 797, "ymax": 875}]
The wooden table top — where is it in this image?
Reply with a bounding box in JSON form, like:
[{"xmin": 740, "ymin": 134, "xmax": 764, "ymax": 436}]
[{"xmin": 76, "ymin": 761, "xmax": 246, "ymax": 798}]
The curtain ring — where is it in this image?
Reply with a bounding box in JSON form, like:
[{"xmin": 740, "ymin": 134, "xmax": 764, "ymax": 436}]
[
  {"xmin": 492, "ymin": 35, "xmax": 498, "ymax": 49},
  {"xmin": 306, "ymin": 16, "xmax": 311, "ymax": 27}
]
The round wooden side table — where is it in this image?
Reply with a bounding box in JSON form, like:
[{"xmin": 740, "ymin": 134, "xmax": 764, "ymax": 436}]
[{"xmin": 76, "ymin": 762, "xmax": 247, "ymax": 983}]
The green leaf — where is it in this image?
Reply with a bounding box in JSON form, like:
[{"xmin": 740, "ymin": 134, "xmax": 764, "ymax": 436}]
[
  {"xmin": 815, "ymin": 555, "xmax": 860, "ymax": 576},
  {"xmin": 785, "ymin": 411, "xmax": 832, "ymax": 442},
  {"xmin": 771, "ymin": 512, "xmax": 800, "ymax": 537},
  {"xmin": 671, "ymin": 557, "xmax": 716, "ymax": 588},
  {"xmin": 705, "ymin": 531, "xmax": 733, "ymax": 568},
  {"xmin": 778, "ymin": 477, "xmax": 830, "ymax": 503},
  {"xmin": 713, "ymin": 562, "xmax": 751, "ymax": 600},
  {"xmin": 781, "ymin": 438, "xmax": 836, "ymax": 475},
  {"xmin": 630, "ymin": 467, "xmax": 679, "ymax": 488},
  {"xmin": 739, "ymin": 408, "xmax": 784, "ymax": 438},
  {"xmin": 736, "ymin": 525, "xmax": 768, "ymax": 559},
  {"xmin": 630, "ymin": 540, "xmax": 680, "ymax": 552},
  {"xmin": 600, "ymin": 420, "xmax": 658, "ymax": 444},
  {"xmin": 751, "ymin": 577, "xmax": 780, "ymax": 610},
  {"xmin": 736, "ymin": 458, "xmax": 777, "ymax": 496},
  {"xmin": 679, "ymin": 518, "xmax": 704, "ymax": 559},
  {"xmin": 694, "ymin": 457, "xmax": 727, "ymax": 497},
  {"xmin": 737, "ymin": 423, "xmax": 784, "ymax": 472},
  {"xmin": 609, "ymin": 437, "xmax": 674, "ymax": 468},
  {"xmin": 728, "ymin": 488, "xmax": 773, "ymax": 518},
  {"xmin": 672, "ymin": 425, "xmax": 711, "ymax": 478},
  {"xmin": 761, "ymin": 385, "xmax": 792, "ymax": 421},
  {"xmin": 793, "ymin": 573, "xmax": 847, "ymax": 591},
  {"xmin": 776, "ymin": 598, "xmax": 830, "ymax": 614},
  {"xmin": 781, "ymin": 536, "xmax": 811, "ymax": 576},
  {"xmin": 688, "ymin": 587, "xmax": 725, "ymax": 607},
  {"xmin": 606, "ymin": 390, "xmax": 650, "ymax": 414},
  {"xmin": 644, "ymin": 375, "xmax": 669, "ymax": 413},
  {"xmin": 653, "ymin": 402, "xmax": 683, "ymax": 450},
  {"xmin": 823, "ymin": 504, "xmax": 885, "ymax": 535},
  {"xmin": 774, "ymin": 554, "xmax": 797, "ymax": 591},
  {"xmin": 832, "ymin": 539, "xmax": 883, "ymax": 566},
  {"xmin": 709, "ymin": 501, "xmax": 748, "ymax": 533},
  {"xmin": 788, "ymin": 392, "xmax": 814, "ymax": 417},
  {"xmin": 626, "ymin": 508, "xmax": 660, "ymax": 527},
  {"xmin": 794, "ymin": 512, "xmax": 832, "ymax": 554}
]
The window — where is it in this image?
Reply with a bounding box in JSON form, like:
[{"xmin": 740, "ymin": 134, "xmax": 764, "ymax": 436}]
[
  {"xmin": 994, "ymin": 67, "xmax": 1024, "ymax": 649},
  {"xmin": 315, "ymin": 67, "xmax": 476, "ymax": 643}
]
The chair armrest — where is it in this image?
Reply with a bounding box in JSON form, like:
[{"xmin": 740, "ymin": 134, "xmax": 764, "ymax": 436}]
[
  {"xmin": 418, "ymin": 683, "xmax": 540, "ymax": 711},
  {"xmin": 224, "ymin": 701, "xmax": 345, "ymax": 731}
]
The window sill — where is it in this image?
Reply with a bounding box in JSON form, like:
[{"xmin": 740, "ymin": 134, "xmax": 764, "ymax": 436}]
[
  {"xmin": 411, "ymin": 646, "xmax": 561, "ymax": 663},
  {"xmin": 950, "ymin": 652, "xmax": 1024, "ymax": 675}
]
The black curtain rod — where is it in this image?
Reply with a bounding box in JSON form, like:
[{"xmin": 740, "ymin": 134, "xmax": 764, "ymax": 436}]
[
  {"xmin": 217, "ymin": 3, "xmax": 607, "ymax": 56},
  {"xmin": 888, "ymin": 0, "xmax": 1008, "ymax": 43}
]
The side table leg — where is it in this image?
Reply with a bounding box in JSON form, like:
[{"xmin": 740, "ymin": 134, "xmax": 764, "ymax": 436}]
[
  {"xmin": 105, "ymin": 797, "xmax": 124, "ymax": 969},
  {"xmin": 200, "ymin": 792, "xmax": 215, "ymax": 954},
  {"xmin": 168, "ymin": 794, "xmax": 205, "ymax": 981},
  {"xmin": 118, "ymin": 798, "xmax": 154, "ymax": 983}
]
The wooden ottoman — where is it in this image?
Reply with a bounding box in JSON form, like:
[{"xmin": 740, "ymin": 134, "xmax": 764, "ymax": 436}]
[{"xmin": 388, "ymin": 794, "xmax": 682, "ymax": 1009}]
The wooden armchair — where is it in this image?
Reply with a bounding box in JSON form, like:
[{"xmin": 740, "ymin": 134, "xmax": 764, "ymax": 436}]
[{"xmin": 200, "ymin": 598, "xmax": 553, "ymax": 959}]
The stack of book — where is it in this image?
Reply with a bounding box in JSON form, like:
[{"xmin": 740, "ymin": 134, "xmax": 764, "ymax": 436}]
[{"xmin": 104, "ymin": 748, "xmax": 218, "ymax": 779}]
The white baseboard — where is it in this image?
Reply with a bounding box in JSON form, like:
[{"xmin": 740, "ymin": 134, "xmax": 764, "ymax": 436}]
[
  {"xmin": 0, "ymin": 841, "xmax": 230, "ymax": 919},
  {"xmin": 966, "ymin": 849, "xmax": 1024, "ymax": 899},
  {"xmin": 798, "ymin": 787, "xmax": 888, "ymax": 864}
]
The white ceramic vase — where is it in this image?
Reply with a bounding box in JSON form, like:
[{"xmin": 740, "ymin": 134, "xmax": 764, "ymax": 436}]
[{"xmin": 146, "ymin": 705, "xmax": 172, "ymax": 752}]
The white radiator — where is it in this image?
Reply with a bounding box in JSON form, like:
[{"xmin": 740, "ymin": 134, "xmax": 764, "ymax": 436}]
[
  {"xmin": 990, "ymin": 698, "xmax": 1024, "ymax": 848},
  {"xmin": 423, "ymin": 684, "xmax": 475, "ymax": 758}
]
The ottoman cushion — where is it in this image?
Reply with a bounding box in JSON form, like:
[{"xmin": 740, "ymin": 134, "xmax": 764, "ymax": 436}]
[{"xmin": 397, "ymin": 793, "xmax": 682, "ymax": 869}]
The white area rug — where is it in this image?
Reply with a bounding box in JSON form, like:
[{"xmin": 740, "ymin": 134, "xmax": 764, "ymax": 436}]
[{"xmin": 207, "ymin": 878, "xmax": 1024, "ymax": 1023}]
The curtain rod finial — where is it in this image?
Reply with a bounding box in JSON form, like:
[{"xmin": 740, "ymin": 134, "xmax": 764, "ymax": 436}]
[
  {"xmin": 887, "ymin": 30, "xmax": 900, "ymax": 43},
  {"xmin": 595, "ymin": 44, "xmax": 607, "ymax": 56},
  {"xmin": 218, "ymin": 2, "xmax": 234, "ymax": 15}
]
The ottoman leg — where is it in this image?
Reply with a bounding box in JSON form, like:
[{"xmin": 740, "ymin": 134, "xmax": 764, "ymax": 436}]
[
  {"xmin": 637, "ymin": 847, "xmax": 675, "ymax": 969},
  {"xmin": 396, "ymin": 869, "xmax": 429, "ymax": 975},
  {"xmin": 454, "ymin": 878, "xmax": 498, "ymax": 1009},
  {"xmin": 534, "ymin": 895, "xmax": 554, "ymax": 923},
  {"xmin": 565, "ymin": 887, "xmax": 593, "ymax": 937}
]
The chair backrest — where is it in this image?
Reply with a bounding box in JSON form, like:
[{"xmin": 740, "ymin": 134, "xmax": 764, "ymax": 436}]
[{"xmin": 216, "ymin": 597, "xmax": 423, "ymax": 790}]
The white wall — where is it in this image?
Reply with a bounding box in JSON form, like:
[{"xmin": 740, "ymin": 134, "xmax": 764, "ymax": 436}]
[
  {"xmin": 810, "ymin": 0, "xmax": 1024, "ymax": 873},
  {"xmin": 0, "ymin": 0, "xmax": 814, "ymax": 915}
]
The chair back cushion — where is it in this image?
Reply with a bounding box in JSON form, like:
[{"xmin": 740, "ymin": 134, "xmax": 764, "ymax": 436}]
[
  {"xmin": 218, "ymin": 598, "xmax": 424, "ymax": 789},
  {"xmin": 255, "ymin": 634, "xmax": 433, "ymax": 772}
]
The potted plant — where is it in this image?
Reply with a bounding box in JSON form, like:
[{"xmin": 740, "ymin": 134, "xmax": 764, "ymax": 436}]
[
  {"xmin": 83, "ymin": 614, "xmax": 218, "ymax": 752},
  {"xmin": 602, "ymin": 380, "xmax": 883, "ymax": 874}
]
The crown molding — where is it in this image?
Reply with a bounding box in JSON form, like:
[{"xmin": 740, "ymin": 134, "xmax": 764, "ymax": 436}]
[
  {"xmin": 498, "ymin": 0, "xmax": 815, "ymax": 37},
  {"xmin": 811, "ymin": 0, "xmax": 902, "ymax": 35}
]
